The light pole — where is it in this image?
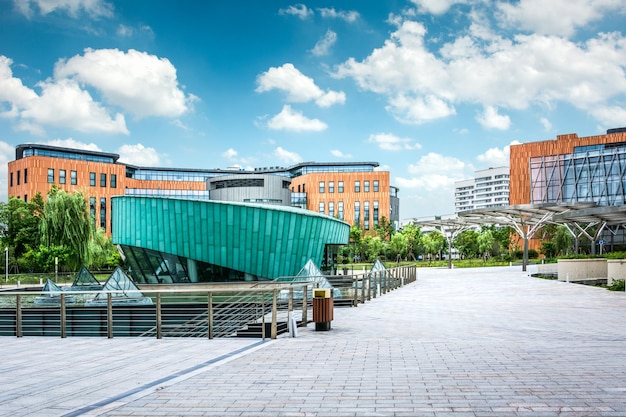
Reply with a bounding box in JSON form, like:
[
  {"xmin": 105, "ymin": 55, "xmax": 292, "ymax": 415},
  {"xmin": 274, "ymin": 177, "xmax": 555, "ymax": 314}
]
[{"xmin": 5, "ymin": 247, "xmax": 8, "ymax": 283}]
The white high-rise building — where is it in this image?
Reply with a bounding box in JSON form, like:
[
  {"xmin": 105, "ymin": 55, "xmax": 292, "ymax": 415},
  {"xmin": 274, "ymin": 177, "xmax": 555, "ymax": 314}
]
[{"xmin": 454, "ymin": 166, "xmax": 510, "ymax": 213}]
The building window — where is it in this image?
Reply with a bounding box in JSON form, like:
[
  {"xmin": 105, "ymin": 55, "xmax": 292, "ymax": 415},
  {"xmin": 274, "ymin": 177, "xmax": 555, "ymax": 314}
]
[
  {"xmin": 24, "ymin": 195, "xmax": 27, "ymax": 202},
  {"xmin": 110, "ymin": 174, "xmax": 117, "ymax": 188},
  {"xmin": 319, "ymin": 181, "xmax": 325, "ymax": 193},
  {"xmin": 24, "ymin": 168, "xmax": 28, "ymax": 184},
  {"xmin": 338, "ymin": 181, "xmax": 344, "ymax": 193},
  {"xmin": 374, "ymin": 180, "xmax": 379, "ymax": 192},
  {"xmin": 338, "ymin": 202, "xmax": 344, "ymax": 220},
  {"xmin": 70, "ymin": 170, "xmax": 77, "ymax": 185},
  {"xmin": 329, "ymin": 202, "xmax": 335, "ymax": 218},
  {"xmin": 17, "ymin": 171, "xmax": 21, "ymax": 186},
  {"xmin": 59, "ymin": 169, "xmax": 66, "ymax": 185},
  {"xmin": 9, "ymin": 172, "xmax": 13, "ymax": 187},
  {"xmin": 319, "ymin": 202, "xmax": 325, "ymax": 214},
  {"xmin": 364, "ymin": 181, "xmax": 370, "ymax": 192},
  {"xmin": 329, "ymin": 181, "xmax": 334, "ymax": 193},
  {"xmin": 100, "ymin": 173, "xmax": 106, "ymax": 187},
  {"xmin": 100, "ymin": 198, "xmax": 106, "ymax": 229},
  {"xmin": 90, "ymin": 172, "xmax": 96, "ymax": 187},
  {"xmin": 364, "ymin": 201, "xmax": 370, "ymax": 230},
  {"xmin": 374, "ymin": 201, "xmax": 379, "ymax": 226},
  {"xmin": 355, "ymin": 181, "xmax": 361, "ymax": 192},
  {"xmin": 90, "ymin": 197, "xmax": 96, "ymax": 222},
  {"xmin": 47, "ymin": 168, "xmax": 54, "ymax": 183},
  {"xmin": 354, "ymin": 201, "xmax": 360, "ymax": 225}
]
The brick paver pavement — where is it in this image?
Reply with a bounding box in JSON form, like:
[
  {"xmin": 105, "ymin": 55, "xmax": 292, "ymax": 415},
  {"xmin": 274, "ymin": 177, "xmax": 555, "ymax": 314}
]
[{"xmin": 1, "ymin": 266, "xmax": 625, "ymax": 416}]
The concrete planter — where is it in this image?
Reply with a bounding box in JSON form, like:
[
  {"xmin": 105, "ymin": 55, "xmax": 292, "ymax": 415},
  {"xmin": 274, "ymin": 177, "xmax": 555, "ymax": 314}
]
[
  {"xmin": 606, "ymin": 260, "xmax": 626, "ymax": 286},
  {"xmin": 557, "ymin": 258, "xmax": 607, "ymax": 282}
]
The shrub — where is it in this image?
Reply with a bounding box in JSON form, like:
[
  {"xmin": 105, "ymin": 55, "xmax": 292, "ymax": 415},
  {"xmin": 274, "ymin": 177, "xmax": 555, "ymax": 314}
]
[{"xmin": 608, "ymin": 279, "xmax": 625, "ymax": 291}]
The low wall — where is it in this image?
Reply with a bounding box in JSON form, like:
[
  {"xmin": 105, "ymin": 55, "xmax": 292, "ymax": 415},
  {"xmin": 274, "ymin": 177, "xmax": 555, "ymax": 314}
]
[
  {"xmin": 607, "ymin": 260, "xmax": 626, "ymax": 286},
  {"xmin": 557, "ymin": 259, "xmax": 607, "ymax": 282}
]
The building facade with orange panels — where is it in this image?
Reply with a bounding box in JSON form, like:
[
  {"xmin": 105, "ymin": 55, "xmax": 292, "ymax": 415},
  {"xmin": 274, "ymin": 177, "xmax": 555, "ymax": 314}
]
[
  {"xmin": 290, "ymin": 169, "xmax": 398, "ymax": 231},
  {"xmin": 509, "ymin": 129, "xmax": 626, "ymax": 205}
]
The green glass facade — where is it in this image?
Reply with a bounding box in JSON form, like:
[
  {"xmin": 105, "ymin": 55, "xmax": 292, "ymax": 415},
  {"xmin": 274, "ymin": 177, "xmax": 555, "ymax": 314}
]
[{"xmin": 112, "ymin": 196, "xmax": 350, "ymax": 283}]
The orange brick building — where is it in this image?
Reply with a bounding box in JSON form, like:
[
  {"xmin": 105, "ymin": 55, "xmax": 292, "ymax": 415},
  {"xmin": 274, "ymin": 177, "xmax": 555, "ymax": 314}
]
[{"xmin": 509, "ymin": 129, "xmax": 626, "ymax": 205}]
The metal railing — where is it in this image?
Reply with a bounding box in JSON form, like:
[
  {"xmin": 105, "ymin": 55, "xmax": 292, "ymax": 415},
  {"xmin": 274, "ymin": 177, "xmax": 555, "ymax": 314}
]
[{"xmin": 0, "ymin": 265, "xmax": 417, "ymax": 339}]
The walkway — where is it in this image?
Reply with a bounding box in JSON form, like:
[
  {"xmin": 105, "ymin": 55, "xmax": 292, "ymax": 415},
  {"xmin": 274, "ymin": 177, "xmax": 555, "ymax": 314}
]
[{"xmin": 1, "ymin": 266, "xmax": 625, "ymax": 416}]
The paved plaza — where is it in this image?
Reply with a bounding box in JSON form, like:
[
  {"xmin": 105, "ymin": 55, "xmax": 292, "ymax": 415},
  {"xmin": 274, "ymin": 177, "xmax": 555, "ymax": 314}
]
[{"xmin": 1, "ymin": 266, "xmax": 626, "ymax": 416}]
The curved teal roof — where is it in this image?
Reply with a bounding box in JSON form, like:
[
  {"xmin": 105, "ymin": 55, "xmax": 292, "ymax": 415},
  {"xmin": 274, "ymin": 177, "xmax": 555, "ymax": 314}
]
[{"xmin": 112, "ymin": 196, "xmax": 350, "ymax": 279}]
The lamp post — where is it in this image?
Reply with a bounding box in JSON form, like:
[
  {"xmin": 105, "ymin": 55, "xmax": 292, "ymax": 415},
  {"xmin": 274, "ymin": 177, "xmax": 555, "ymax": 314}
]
[{"xmin": 5, "ymin": 247, "xmax": 8, "ymax": 283}]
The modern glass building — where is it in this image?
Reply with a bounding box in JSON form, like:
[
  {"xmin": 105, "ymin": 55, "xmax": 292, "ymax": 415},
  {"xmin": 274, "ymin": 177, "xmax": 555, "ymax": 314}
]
[{"xmin": 112, "ymin": 196, "xmax": 350, "ymax": 284}]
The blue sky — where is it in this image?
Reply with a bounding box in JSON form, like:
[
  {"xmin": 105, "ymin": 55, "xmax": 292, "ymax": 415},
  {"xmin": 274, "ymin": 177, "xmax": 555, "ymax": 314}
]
[{"xmin": 1, "ymin": 0, "xmax": 626, "ymax": 220}]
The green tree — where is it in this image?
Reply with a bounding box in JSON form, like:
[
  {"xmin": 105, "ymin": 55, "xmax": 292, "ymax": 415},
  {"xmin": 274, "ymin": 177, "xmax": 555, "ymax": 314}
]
[
  {"xmin": 477, "ymin": 229, "xmax": 495, "ymax": 261},
  {"xmin": 423, "ymin": 231, "xmax": 445, "ymax": 262},
  {"xmin": 40, "ymin": 188, "xmax": 97, "ymax": 270},
  {"xmin": 388, "ymin": 232, "xmax": 408, "ymax": 262},
  {"xmin": 553, "ymin": 225, "xmax": 573, "ymax": 255},
  {"xmin": 4, "ymin": 194, "xmax": 45, "ymax": 260},
  {"xmin": 454, "ymin": 229, "xmax": 479, "ymax": 259},
  {"xmin": 400, "ymin": 223, "xmax": 422, "ymax": 261},
  {"xmin": 374, "ymin": 216, "xmax": 394, "ymax": 241}
]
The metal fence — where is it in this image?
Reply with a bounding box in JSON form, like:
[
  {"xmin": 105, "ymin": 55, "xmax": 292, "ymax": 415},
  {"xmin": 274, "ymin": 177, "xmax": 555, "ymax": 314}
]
[{"xmin": 0, "ymin": 265, "xmax": 417, "ymax": 339}]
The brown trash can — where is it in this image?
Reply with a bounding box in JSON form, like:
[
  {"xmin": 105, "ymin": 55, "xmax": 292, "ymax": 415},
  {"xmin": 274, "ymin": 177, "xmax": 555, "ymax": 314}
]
[{"xmin": 312, "ymin": 288, "xmax": 333, "ymax": 331}]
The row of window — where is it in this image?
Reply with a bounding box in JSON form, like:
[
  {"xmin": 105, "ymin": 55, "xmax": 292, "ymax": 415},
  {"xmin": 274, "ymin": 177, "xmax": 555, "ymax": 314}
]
[
  {"xmin": 318, "ymin": 200, "xmax": 380, "ymax": 230},
  {"xmin": 44, "ymin": 169, "xmax": 118, "ymax": 188},
  {"xmin": 9, "ymin": 169, "xmax": 28, "ymax": 187},
  {"xmin": 318, "ymin": 180, "xmax": 380, "ymax": 194},
  {"xmin": 89, "ymin": 197, "xmax": 109, "ymax": 230}
]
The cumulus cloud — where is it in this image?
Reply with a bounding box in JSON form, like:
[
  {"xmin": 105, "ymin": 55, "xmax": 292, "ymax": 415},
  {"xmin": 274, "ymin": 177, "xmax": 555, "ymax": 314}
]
[
  {"xmin": 311, "ymin": 30, "xmax": 337, "ymax": 57},
  {"xmin": 278, "ymin": 4, "xmax": 312, "ymax": 19},
  {"xmin": 117, "ymin": 144, "xmax": 161, "ymax": 166},
  {"xmin": 331, "ymin": 149, "xmax": 352, "ymax": 158},
  {"xmin": 334, "ymin": 17, "xmax": 626, "ymax": 127},
  {"xmin": 273, "ymin": 146, "xmax": 303, "ymax": 164},
  {"xmin": 496, "ymin": 0, "xmax": 625, "ymax": 37},
  {"xmin": 476, "ymin": 105, "xmax": 511, "ymax": 130},
  {"xmin": 540, "ymin": 117, "xmax": 552, "ymax": 131},
  {"xmin": 267, "ymin": 105, "xmax": 328, "ymax": 132},
  {"xmin": 256, "ymin": 63, "xmax": 345, "ymax": 107},
  {"xmin": 408, "ymin": 0, "xmax": 467, "ymax": 15},
  {"xmin": 45, "ymin": 138, "xmax": 103, "ymax": 151},
  {"xmin": 15, "ymin": 0, "xmax": 114, "ymax": 18},
  {"xmin": 54, "ymin": 48, "xmax": 193, "ymax": 118},
  {"xmin": 222, "ymin": 148, "xmax": 238, "ymax": 159},
  {"xmin": 368, "ymin": 133, "xmax": 422, "ymax": 151},
  {"xmin": 0, "ymin": 141, "xmax": 15, "ymax": 202},
  {"xmin": 476, "ymin": 140, "xmax": 521, "ymax": 167},
  {"xmin": 318, "ymin": 7, "xmax": 360, "ymax": 23}
]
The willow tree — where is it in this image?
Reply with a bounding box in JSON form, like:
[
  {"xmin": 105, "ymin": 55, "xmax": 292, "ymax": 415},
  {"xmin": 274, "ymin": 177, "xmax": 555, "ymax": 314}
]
[{"xmin": 40, "ymin": 187, "xmax": 96, "ymax": 270}]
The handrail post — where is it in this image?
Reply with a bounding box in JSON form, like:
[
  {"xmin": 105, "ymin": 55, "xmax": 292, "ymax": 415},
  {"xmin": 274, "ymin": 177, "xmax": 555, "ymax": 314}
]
[
  {"xmin": 60, "ymin": 293, "xmax": 67, "ymax": 338},
  {"xmin": 271, "ymin": 289, "xmax": 277, "ymax": 340},
  {"xmin": 288, "ymin": 287, "xmax": 293, "ymax": 313},
  {"xmin": 361, "ymin": 272, "xmax": 366, "ymax": 304},
  {"xmin": 16, "ymin": 294, "xmax": 22, "ymax": 338},
  {"xmin": 301, "ymin": 284, "xmax": 308, "ymax": 325},
  {"xmin": 372, "ymin": 272, "xmax": 377, "ymax": 299},
  {"xmin": 107, "ymin": 292, "xmax": 113, "ymax": 339},
  {"xmin": 207, "ymin": 292, "xmax": 213, "ymax": 339},
  {"xmin": 261, "ymin": 292, "xmax": 266, "ymax": 340},
  {"xmin": 156, "ymin": 293, "xmax": 162, "ymax": 339},
  {"xmin": 353, "ymin": 275, "xmax": 358, "ymax": 307}
]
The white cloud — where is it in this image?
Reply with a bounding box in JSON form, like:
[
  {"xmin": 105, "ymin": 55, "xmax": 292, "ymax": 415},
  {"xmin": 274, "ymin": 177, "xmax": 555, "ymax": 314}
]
[
  {"xmin": 256, "ymin": 63, "xmax": 345, "ymax": 107},
  {"xmin": 222, "ymin": 148, "xmax": 238, "ymax": 159},
  {"xmin": 0, "ymin": 141, "xmax": 15, "ymax": 202},
  {"xmin": 267, "ymin": 105, "xmax": 328, "ymax": 132},
  {"xmin": 273, "ymin": 146, "xmax": 303, "ymax": 164},
  {"xmin": 15, "ymin": 0, "xmax": 114, "ymax": 18},
  {"xmin": 117, "ymin": 24, "xmax": 154, "ymax": 38},
  {"xmin": 54, "ymin": 48, "xmax": 192, "ymax": 118},
  {"xmin": 331, "ymin": 149, "xmax": 352, "ymax": 158},
  {"xmin": 589, "ymin": 105, "xmax": 626, "ymax": 128},
  {"xmin": 45, "ymin": 138, "xmax": 103, "ymax": 151},
  {"xmin": 0, "ymin": 56, "xmax": 38, "ymax": 108},
  {"xmin": 311, "ymin": 30, "xmax": 337, "ymax": 57},
  {"xmin": 117, "ymin": 144, "xmax": 161, "ymax": 166},
  {"xmin": 334, "ymin": 17, "xmax": 626, "ymax": 127},
  {"xmin": 317, "ymin": 8, "xmax": 360, "ymax": 23},
  {"xmin": 408, "ymin": 0, "xmax": 467, "ymax": 15},
  {"xmin": 23, "ymin": 78, "xmax": 128, "ymax": 134},
  {"xmin": 476, "ymin": 105, "xmax": 511, "ymax": 130},
  {"xmin": 476, "ymin": 140, "xmax": 520, "ymax": 167},
  {"xmin": 540, "ymin": 117, "xmax": 552, "ymax": 131},
  {"xmin": 278, "ymin": 4, "xmax": 312, "ymax": 19},
  {"xmin": 496, "ymin": 0, "xmax": 625, "ymax": 37},
  {"xmin": 368, "ymin": 133, "xmax": 422, "ymax": 151}
]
